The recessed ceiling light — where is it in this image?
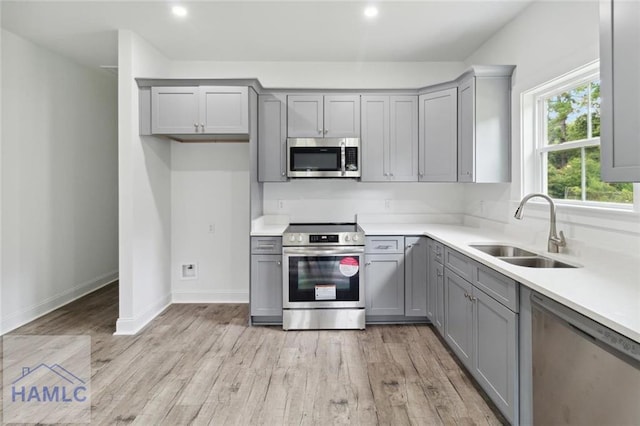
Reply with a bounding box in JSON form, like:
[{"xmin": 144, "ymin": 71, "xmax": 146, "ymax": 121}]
[
  {"xmin": 364, "ymin": 6, "xmax": 378, "ymax": 18},
  {"xmin": 172, "ymin": 5, "xmax": 188, "ymax": 18}
]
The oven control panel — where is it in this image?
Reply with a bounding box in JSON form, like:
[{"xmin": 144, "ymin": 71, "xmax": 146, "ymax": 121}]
[
  {"xmin": 283, "ymin": 231, "xmax": 364, "ymax": 246},
  {"xmin": 309, "ymin": 234, "xmax": 339, "ymax": 243}
]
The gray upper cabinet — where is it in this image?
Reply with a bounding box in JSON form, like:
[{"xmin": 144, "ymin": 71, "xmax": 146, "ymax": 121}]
[
  {"xmin": 258, "ymin": 94, "xmax": 287, "ymax": 182},
  {"xmin": 200, "ymin": 86, "xmax": 249, "ymax": 134},
  {"xmin": 419, "ymin": 87, "xmax": 458, "ymax": 182},
  {"xmin": 151, "ymin": 85, "xmax": 248, "ymax": 135},
  {"xmin": 457, "ymin": 67, "xmax": 513, "ymax": 183},
  {"xmin": 405, "ymin": 236, "xmax": 428, "ymax": 317},
  {"xmin": 287, "ymin": 94, "xmax": 360, "ymax": 138},
  {"xmin": 324, "ymin": 95, "xmax": 361, "ymax": 138},
  {"xmin": 361, "ymin": 95, "xmax": 418, "ymax": 182},
  {"xmin": 151, "ymin": 86, "xmax": 200, "ymax": 134},
  {"xmin": 600, "ymin": 0, "xmax": 640, "ymax": 182}
]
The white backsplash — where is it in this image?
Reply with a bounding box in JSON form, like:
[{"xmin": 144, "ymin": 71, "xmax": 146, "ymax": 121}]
[{"xmin": 263, "ymin": 180, "xmax": 465, "ymax": 223}]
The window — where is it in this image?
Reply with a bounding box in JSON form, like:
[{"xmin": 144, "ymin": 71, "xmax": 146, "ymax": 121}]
[{"xmin": 534, "ymin": 64, "xmax": 634, "ymax": 207}]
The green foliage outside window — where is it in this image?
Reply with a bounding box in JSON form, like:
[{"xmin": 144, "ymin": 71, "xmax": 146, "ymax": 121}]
[{"xmin": 544, "ymin": 81, "xmax": 633, "ymax": 204}]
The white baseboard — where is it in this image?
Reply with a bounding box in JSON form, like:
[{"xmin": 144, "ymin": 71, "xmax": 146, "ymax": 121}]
[
  {"xmin": 1, "ymin": 270, "xmax": 119, "ymax": 335},
  {"xmin": 114, "ymin": 292, "xmax": 172, "ymax": 335},
  {"xmin": 172, "ymin": 290, "xmax": 249, "ymax": 304}
]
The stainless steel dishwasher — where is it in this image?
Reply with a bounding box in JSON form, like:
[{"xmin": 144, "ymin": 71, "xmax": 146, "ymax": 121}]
[{"xmin": 531, "ymin": 292, "xmax": 640, "ymax": 425}]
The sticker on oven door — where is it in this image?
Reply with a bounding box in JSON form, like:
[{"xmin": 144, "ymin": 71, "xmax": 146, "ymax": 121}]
[
  {"xmin": 339, "ymin": 257, "xmax": 359, "ymax": 277},
  {"xmin": 315, "ymin": 284, "xmax": 337, "ymax": 300}
]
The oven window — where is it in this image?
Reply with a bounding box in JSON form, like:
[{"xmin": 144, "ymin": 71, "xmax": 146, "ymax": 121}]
[
  {"xmin": 290, "ymin": 148, "xmax": 340, "ymax": 171},
  {"xmin": 288, "ymin": 256, "xmax": 360, "ymax": 302}
]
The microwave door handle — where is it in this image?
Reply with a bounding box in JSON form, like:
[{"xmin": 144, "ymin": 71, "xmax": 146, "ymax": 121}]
[{"xmin": 341, "ymin": 145, "xmax": 346, "ymax": 175}]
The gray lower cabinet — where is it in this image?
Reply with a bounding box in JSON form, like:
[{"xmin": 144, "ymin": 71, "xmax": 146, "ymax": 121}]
[
  {"xmin": 443, "ymin": 247, "xmax": 519, "ymax": 424},
  {"xmin": 250, "ymin": 255, "xmax": 283, "ymax": 317},
  {"xmin": 250, "ymin": 237, "xmax": 283, "ymax": 320},
  {"xmin": 361, "ymin": 95, "xmax": 418, "ymax": 182},
  {"xmin": 258, "ymin": 94, "xmax": 287, "ymax": 182},
  {"xmin": 444, "ymin": 269, "xmax": 474, "ymax": 369},
  {"xmin": 600, "ymin": 0, "xmax": 640, "ymax": 182},
  {"xmin": 474, "ymin": 286, "xmax": 518, "ymax": 424},
  {"xmin": 427, "ymin": 238, "xmax": 445, "ymax": 335},
  {"xmin": 405, "ymin": 236, "xmax": 428, "ymax": 317},
  {"xmin": 364, "ymin": 236, "xmax": 405, "ymax": 317},
  {"xmin": 419, "ymin": 86, "xmax": 458, "ymax": 182}
]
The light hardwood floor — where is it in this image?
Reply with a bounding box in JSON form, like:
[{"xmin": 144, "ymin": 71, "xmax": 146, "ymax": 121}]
[{"xmin": 3, "ymin": 283, "xmax": 506, "ymax": 425}]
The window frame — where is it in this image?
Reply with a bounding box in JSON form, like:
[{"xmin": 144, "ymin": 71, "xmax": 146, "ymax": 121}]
[{"xmin": 531, "ymin": 62, "xmax": 634, "ymax": 210}]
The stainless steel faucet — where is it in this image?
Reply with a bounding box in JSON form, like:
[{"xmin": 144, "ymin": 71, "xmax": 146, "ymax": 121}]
[{"xmin": 514, "ymin": 193, "xmax": 566, "ymax": 253}]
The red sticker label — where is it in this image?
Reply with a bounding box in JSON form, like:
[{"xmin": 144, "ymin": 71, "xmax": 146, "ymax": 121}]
[{"xmin": 339, "ymin": 257, "xmax": 359, "ymax": 277}]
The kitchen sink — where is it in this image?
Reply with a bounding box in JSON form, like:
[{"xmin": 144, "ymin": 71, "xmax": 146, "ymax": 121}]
[
  {"xmin": 470, "ymin": 244, "xmax": 536, "ymax": 257},
  {"xmin": 500, "ymin": 256, "xmax": 577, "ymax": 269}
]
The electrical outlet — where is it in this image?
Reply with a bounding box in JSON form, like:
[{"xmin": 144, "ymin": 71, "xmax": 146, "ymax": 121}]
[
  {"xmin": 208, "ymin": 224, "xmax": 215, "ymax": 234},
  {"xmin": 384, "ymin": 199, "xmax": 391, "ymax": 210},
  {"xmin": 181, "ymin": 263, "xmax": 198, "ymax": 280},
  {"xmin": 278, "ymin": 199, "xmax": 285, "ymax": 210}
]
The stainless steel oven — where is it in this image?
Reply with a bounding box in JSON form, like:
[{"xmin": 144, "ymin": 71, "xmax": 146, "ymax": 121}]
[
  {"xmin": 282, "ymin": 223, "xmax": 365, "ymax": 330},
  {"xmin": 287, "ymin": 138, "xmax": 360, "ymax": 178}
]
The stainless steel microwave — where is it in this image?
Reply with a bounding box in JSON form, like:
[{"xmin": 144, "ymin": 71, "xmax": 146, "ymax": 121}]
[{"xmin": 286, "ymin": 138, "xmax": 361, "ymax": 178}]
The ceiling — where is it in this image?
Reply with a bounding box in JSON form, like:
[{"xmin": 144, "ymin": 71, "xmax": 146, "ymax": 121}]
[{"xmin": 1, "ymin": 1, "xmax": 534, "ymax": 69}]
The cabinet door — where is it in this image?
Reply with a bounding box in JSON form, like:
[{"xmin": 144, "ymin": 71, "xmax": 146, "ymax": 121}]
[
  {"xmin": 365, "ymin": 254, "xmax": 405, "ymax": 316},
  {"xmin": 419, "ymin": 88, "xmax": 458, "ymax": 182},
  {"xmin": 389, "ymin": 96, "xmax": 419, "ymax": 181},
  {"xmin": 200, "ymin": 86, "xmax": 249, "ymax": 134},
  {"xmin": 287, "ymin": 95, "xmax": 323, "ymax": 137},
  {"xmin": 324, "ymin": 95, "xmax": 360, "ymax": 138},
  {"xmin": 258, "ymin": 94, "xmax": 287, "ymax": 182},
  {"xmin": 405, "ymin": 237, "xmax": 427, "ymax": 317},
  {"xmin": 250, "ymin": 255, "xmax": 283, "ymax": 317},
  {"xmin": 458, "ymin": 77, "xmax": 475, "ymax": 182},
  {"xmin": 361, "ymin": 96, "xmax": 389, "ymax": 181},
  {"xmin": 444, "ymin": 269, "xmax": 474, "ymax": 370},
  {"xmin": 474, "ymin": 287, "xmax": 518, "ymax": 424},
  {"xmin": 427, "ymin": 240, "xmax": 445, "ymax": 336},
  {"xmin": 151, "ymin": 86, "xmax": 199, "ymax": 134},
  {"xmin": 600, "ymin": 0, "xmax": 640, "ymax": 182},
  {"xmin": 434, "ymin": 262, "xmax": 445, "ymax": 337}
]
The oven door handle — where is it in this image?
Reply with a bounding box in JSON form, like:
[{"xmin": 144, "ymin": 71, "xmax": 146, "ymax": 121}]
[{"xmin": 283, "ymin": 247, "xmax": 365, "ymax": 256}]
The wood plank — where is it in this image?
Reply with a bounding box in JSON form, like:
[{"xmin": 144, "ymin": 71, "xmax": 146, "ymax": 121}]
[{"xmin": 2, "ymin": 283, "xmax": 506, "ymax": 425}]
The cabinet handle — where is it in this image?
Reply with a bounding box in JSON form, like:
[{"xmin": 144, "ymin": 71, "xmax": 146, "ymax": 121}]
[
  {"xmin": 194, "ymin": 123, "xmax": 199, "ymax": 132},
  {"xmin": 406, "ymin": 244, "xmax": 413, "ymax": 249},
  {"xmin": 365, "ymin": 262, "xmax": 371, "ymax": 266},
  {"xmin": 200, "ymin": 124, "xmax": 205, "ymax": 132},
  {"xmin": 419, "ymin": 172, "xmax": 424, "ymax": 177},
  {"xmin": 323, "ymin": 129, "xmax": 328, "ymax": 134},
  {"xmin": 318, "ymin": 129, "xmax": 323, "ymax": 134},
  {"xmin": 276, "ymin": 261, "xmax": 281, "ymax": 266},
  {"xmin": 376, "ymin": 245, "xmax": 392, "ymax": 249},
  {"xmin": 281, "ymin": 172, "xmax": 286, "ymax": 177},
  {"xmin": 390, "ymin": 173, "xmax": 394, "ymax": 177},
  {"xmin": 437, "ymin": 271, "xmax": 443, "ymax": 277}
]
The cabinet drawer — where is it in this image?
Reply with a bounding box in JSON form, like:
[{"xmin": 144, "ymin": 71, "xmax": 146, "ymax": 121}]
[
  {"xmin": 251, "ymin": 237, "xmax": 282, "ymax": 254},
  {"xmin": 474, "ymin": 264, "xmax": 518, "ymax": 312},
  {"xmin": 429, "ymin": 239, "xmax": 445, "ymax": 264},
  {"xmin": 365, "ymin": 236, "xmax": 404, "ymax": 254},
  {"xmin": 444, "ymin": 247, "xmax": 474, "ymax": 282}
]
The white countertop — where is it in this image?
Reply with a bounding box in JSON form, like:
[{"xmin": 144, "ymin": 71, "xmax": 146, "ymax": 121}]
[
  {"xmin": 360, "ymin": 222, "xmax": 640, "ymax": 343},
  {"xmin": 249, "ymin": 215, "xmax": 640, "ymax": 342}
]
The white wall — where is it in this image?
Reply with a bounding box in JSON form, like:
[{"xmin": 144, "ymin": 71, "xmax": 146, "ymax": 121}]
[
  {"xmin": 171, "ymin": 143, "xmax": 249, "ymax": 302},
  {"xmin": 1, "ymin": 30, "xmax": 118, "ymax": 333},
  {"xmin": 116, "ymin": 30, "xmax": 172, "ymax": 334},
  {"xmin": 462, "ymin": 1, "xmax": 640, "ymax": 256},
  {"xmin": 169, "ymin": 61, "xmax": 466, "ymax": 89}
]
